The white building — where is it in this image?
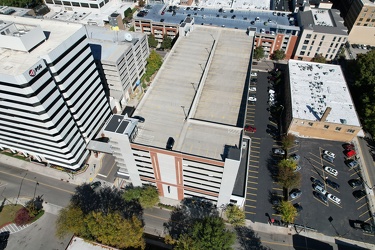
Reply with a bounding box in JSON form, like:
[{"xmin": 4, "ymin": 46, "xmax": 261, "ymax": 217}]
[
  {"xmin": 0, "ymin": 16, "xmax": 111, "ymax": 169},
  {"xmin": 86, "ymin": 26, "xmax": 149, "ymax": 113},
  {"xmin": 103, "ymin": 26, "xmax": 254, "ymax": 206}
]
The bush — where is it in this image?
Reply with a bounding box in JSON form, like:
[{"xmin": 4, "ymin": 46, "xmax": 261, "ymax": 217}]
[{"xmin": 14, "ymin": 207, "xmax": 32, "ymax": 226}]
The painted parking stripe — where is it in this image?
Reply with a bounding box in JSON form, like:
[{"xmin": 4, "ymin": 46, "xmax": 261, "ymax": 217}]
[
  {"xmin": 248, "ymin": 165, "xmax": 259, "ymax": 168},
  {"xmin": 251, "ymin": 145, "xmax": 260, "ymax": 149},
  {"xmin": 248, "ymin": 170, "xmax": 258, "ymax": 173},
  {"xmin": 272, "ymin": 214, "xmax": 282, "ymax": 217},
  {"xmin": 363, "ymin": 233, "xmax": 374, "ymax": 237},
  {"xmin": 245, "ymin": 205, "xmax": 256, "ymax": 208},
  {"xmin": 365, "ymin": 217, "xmax": 372, "ymax": 222},
  {"xmin": 359, "ymin": 210, "xmax": 370, "ymax": 217},
  {"xmin": 247, "ymin": 199, "xmax": 257, "ymax": 202},
  {"xmin": 272, "ymin": 187, "xmax": 283, "ymax": 191},
  {"xmin": 329, "ymin": 201, "xmax": 342, "ymax": 208},
  {"xmin": 248, "ymin": 181, "xmax": 258, "ymax": 185},
  {"xmin": 356, "ymin": 196, "xmax": 367, "ymax": 203},
  {"xmin": 313, "ymin": 197, "xmax": 329, "ymax": 206},
  {"xmin": 245, "ymin": 211, "xmax": 256, "ymax": 214},
  {"xmin": 250, "ymin": 155, "xmax": 260, "ymax": 158},
  {"xmin": 249, "ymin": 159, "xmax": 259, "ymax": 163},
  {"xmin": 247, "ymin": 187, "xmax": 257, "ymax": 190},
  {"xmin": 358, "ymin": 203, "xmax": 368, "ymax": 210},
  {"xmin": 248, "ymin": 175, "xmax": 258, "ymax": 179},
  {"xmin": 246, "ymin": 192, "xmax": 256, "ymax": 196},
  {"xmin": 350, "ymin": 171, "xmax": 361, "ymax": 177}
]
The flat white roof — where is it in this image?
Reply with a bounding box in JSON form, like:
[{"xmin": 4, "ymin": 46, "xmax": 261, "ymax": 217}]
[
  {"xmin": 198, "ymin": 0, "xmax": 271, "ymax": 10},
  {"xmin": 133, "ymin": 26, "xmax": 253, "ymax": 160},
  {"xmin": 0, "ymin": 15, "xmax": 83, "ymax": 76},
  {"xmin": 311, "ymin": 9, "xmax": 333, "ymax": 27},
  {"xmin": 288, "ymin": 60, "xmax": 361, "ymax": 127}
]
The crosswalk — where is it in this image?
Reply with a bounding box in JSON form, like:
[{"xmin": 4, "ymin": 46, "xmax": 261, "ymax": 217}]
[{"xmin": 0, "ymin": 222, "xmax": 30, "ymax": 234}]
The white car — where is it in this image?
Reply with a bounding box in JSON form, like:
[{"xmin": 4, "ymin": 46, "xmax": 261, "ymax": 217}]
[
  {"xmin": 260, "ymin": 28, "xmax": 265, "ymax": 34},
  {"xmin": 269, "ymin": 89, "xmax": 275, "ymax": 94},
  {"xmin": 327, "ymin": 193, "xmax": 341, "ymax": 205},
  {"xmin": 313, "ymin": 184, "xmax": 327, "ymax": 195},
  {"xmin": 251, "ymin": 72, "xmax": 257, "ymax": 77},
  {"xmin": 323, "ymin": 150, "xmax": 336, "ymax": 159},
  {"xmin": 249, "ymin": 87, "xmax": 257, "ymax": 92},
  {"xmin": 248, "ymin": 96, "xmax": 257, "ymax": 102},
  {"xmin": 324, "ymin": 166, "xmax": 338, "ymax": 177}
]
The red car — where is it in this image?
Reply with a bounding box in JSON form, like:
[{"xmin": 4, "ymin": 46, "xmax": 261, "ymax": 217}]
[
  {"xmin": 244, "ymin": 125, "xmax": 256, "ymax": 133},
  {"xmin": 344, "ymin": 150, "xmax": 356, "ymax": 158}
]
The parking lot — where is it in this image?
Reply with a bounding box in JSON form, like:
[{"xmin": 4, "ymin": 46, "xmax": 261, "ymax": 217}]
[{"xmin": 243, "ymin": 66, "xmax": 375, "ymax": 244}]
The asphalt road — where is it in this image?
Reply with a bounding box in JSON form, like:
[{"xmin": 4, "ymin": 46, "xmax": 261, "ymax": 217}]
[{"xmin": 0, "ymin": 163, "xmax": 76, "ymax": 207}]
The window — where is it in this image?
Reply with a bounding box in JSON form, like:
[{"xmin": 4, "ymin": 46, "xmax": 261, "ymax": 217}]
[
  {"xmin": 330, "ymin": 55, "xmax": 333, "ymax": 59},
  {"xmin": 335, "ymin": 43, "xmax": 338, "ymax": 48},
  {"xmin": 359, "ymin": 18, "xmax": 363, "ymax": 21},
  {"xmin": 347, "ymin": 129, "xmax": 355, "ymax": 133},
  {"xmin": 306, "ymin": 34, "xmax": 311, "ymax": 38},
  {"xmin": 364, "ymin": 24, "xmax": 368, "ymax": 26},
  {"xmin": 324, "ymin": 125, "xmax": 329, "ymax": 129},
  {"xmin": 333, "ymin": 49, "xmax": 336, "ymax": 54},
  {"xmin": 304, "ymin": 40, "xmax": 309, "ymax": 44},
  {"xmin": 321, "ymin": 35, "xmax": 325, "ymax": 40},
  {"xmin": 372, "ymin": 19, "xmax": 375, "ymax": 22},
  {"xmin": 333, "ymin": 37, "xmax": 336, "ymax": 41},
  {"xmin": 63, "ymin": 1, "xmax": 70, "ymax": 5},
  {"xmin": 300, "ymin": 51, "xmax": 305, "ymax": 55},
  {"xmin": 338, "ymin": 37, "xmax": 341, "ymax": 42},
  {"xmin": 330, "ymin": 43, "xmax": 333, "ymax": 47},
  {"xmin": 311, "ymin": 40, "xmax": 315, "ymax": 45},
  {"xmin": 328, "ymin": 48, "xmax": 331, "ymax": 53},
  {"xmin": 314, "ymin": 35, "xmax": 317, "ymax": 39},
  {"xmin": 317, "ymin": 47, "xmax": 320, "ymax": 52},
  {"xmin": 309, "ymin": 46, "xmax": 313, "ymax": 51},
  {"xmin": 335, "ymin": 127, "xmax": 342, "ymax": 131},
  {"xmin": 307, "ymin": 52, "xmax": 310, "ymax": 56},
  {"xmin": 319, "ymin": 41, "xmax": 323, "ymax": 46},
  {"xmin": 302, "ymin": 45, "xmax": 307, "ymax": 50},
  {"xmin": 308, "ymin": 122, "xmax": 314, "ymax": 126},
  {"xmin": 357, "ymin": 22, "xmax": 361, "ymax": 25}
]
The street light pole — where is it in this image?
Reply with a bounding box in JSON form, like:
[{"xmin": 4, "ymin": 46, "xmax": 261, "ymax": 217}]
[
  {"xmin": 15, "ymin": 172, "xmax": 27, "ymax": 206},
  {"xmin": 33, "ymin": 181, "xmax": 39, "ymax": 199}
]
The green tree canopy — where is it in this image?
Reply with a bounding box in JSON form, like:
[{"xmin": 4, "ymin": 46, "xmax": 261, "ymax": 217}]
[
  {"xmin": 311, "ymin": 53, "xmax": 327, "ymax": 63},
  {"xmin": 161, "ymin": 35, "xmax": 173, "ymax": 50},
  {"xmin": 253, "ymin": 46, "xmax": 265, "ymax": 60},
  {"xmin": 281, "ymin": 134, "xmax": 295, "ymax": 155},
  {"xmin": 56, "ymin": 205, "xmax": 89, "ymax": 239},
  {"xmin": 124, "ymin": 7, "xmax": 133, "ymax": 18},
  {"xmin": 277, "ymin": 161, "xmax": 301, "ymax": 191},
  {"xmin": 122, "ymin": 185, "xmax": 159, "ymax": 208},
  {"xmin": 148, "ymin": 34, "xmax": 158, "ymax": 48},
  {"xmin": 225, "ymin": 205, "xmax": 245, "ymax": 226},
  {"xmin": 277, "ymin": 201, "xmax": 297, "ymax": 224},
  {"xmin": 179, "ymin": 216, "xmax": 235, "ymax": 250},
  {"xmin": 142, "ymin": 50, "xmax": 163, "ymax": 83},
  {"xmin": 271, "ymin": 49, "xmax": 286, "ymax": 61}
]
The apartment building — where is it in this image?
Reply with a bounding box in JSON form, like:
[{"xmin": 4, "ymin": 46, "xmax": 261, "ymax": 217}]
[
  {"xmin": 284, "ymin": 60, "xmax": 362, "ymax": 141},
  {"xmin": 134, "ymin": 19, "xmax": 179, "ymax": 45},
  {"xmin": 86, "ymin": 26, "xmax": 149, "ymax": 113},
  {"xmin": 103, "ymin": 26, "xmax": 254, "ymax": 206},
  {"xmin": 293, "ymin": 4, "xmax": 348, "ymax": 61},
  {"xmin": 0, "ymin": 16, "xmax": 111, "ymax": 169},
  {"xmin": 332, "ymin": 0, "xmax": 375, "ymax": 46}
]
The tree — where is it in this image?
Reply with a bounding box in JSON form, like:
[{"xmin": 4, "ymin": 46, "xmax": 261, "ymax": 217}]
[
  {"xmin": 55, "ymin": 205, "xmax": 89, "ymax": 239},
  {"xmin": 311, "ymin": 53, "xmax": 327, "ymax": 63},
  {"xmin": 253, "ymin": 46, "xmax": 265, "ymax": 60},
  {"xmin": 86, "ymin": 212, "xmax": 145, "ymax": 249},
  {"xmin": 14, "ymin": 207, "xmax": 32, "ymax": 226},
  {"xmin": 161, "ymin": 35, "xmax": 173, "ymax": 50},
  {"xmin": 277, "ymin": 161, "xmax": 301, "ymax": 194},
  {"xmin": 142, "ymin": 50, "xmax": 163, "ymax": 83},
  {"xmin": 271, "ymin": 49, "xmax": 286, "ymax": 61},
  {"xmin": 138, "ymin": 0, "xmax": 145, "ymax": 7},
  {"xmin": 148, "ymin": 34, "xmax": 158, "ymax": 48},
  {"xmin": 124, "ymin": 7, "xmax": 132, "ymax": 18},
  {"xmin": 225, "ymin": 205, "xmax": 245, "ymax": 226},
  {"xmin": 123, "ymin": 185, "xmax": 159, "ymax": 208},
  {"xmin": 281, "ymin": 134, "xmax": 295, "ymax": 156},
  {"xmin": 175, "ymin": 234, "xmax": 200, "ymax": 250},
  {"xmin": 277, "ymin": 201, "xmax": 297, "ymax": 224}
]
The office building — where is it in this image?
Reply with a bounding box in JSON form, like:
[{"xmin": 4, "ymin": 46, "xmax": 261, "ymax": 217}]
[
  {"xmin": 103, "ymin": 26, "xmax": 254, "ymax": 206},
  {"xmin": 284, "ymin": 60, "xmax": 362, "ymax": 141},
  {"xmin": 0, "ymin": 16, "xmax": 111, "ymax": 169},
  {"xmin": 86, "ymin": 26, "xmax": 149, "ymax": 113},
  {"xmin": 332, "ymin": 0, "xmax": 375, "ymax": 46},
  {"xmin": 294, "ymin": 4, "xmax": 348, "ymax": 61}
]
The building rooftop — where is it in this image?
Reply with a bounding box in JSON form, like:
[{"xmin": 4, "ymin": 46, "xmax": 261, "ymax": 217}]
[
  {"xmin": 85, "ymin": 25, "xmax": 145, "ymax": 63},
  {"xmin": 133, "ymin": 26, "xmax": 253, "ymax": 160},
  {"xmin": 0, "ymin": 15, "xmax": 83, "ymax": 76},
  {"xmin": 298, "ymin": 8, "xmax": 347, "ymax": 35},
  {"xmin": 136, "ymin": 4, "xmax": 299, "ymax": 33},
  {"xmin": 288, "ymin": 60, "xmax": 361, "ymax": 127},
  {"xmin": 200, "ymin": 0, "xmax": 271, "ymax": 10}
]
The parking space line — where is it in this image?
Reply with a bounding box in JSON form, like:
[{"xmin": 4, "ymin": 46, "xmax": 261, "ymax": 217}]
[
  {"xmin": 248, "ymin": 181, "xmax": 258, "ymax": 185},
  {"xmin": 249, "ymin": 160, "xmax": 258, "ymax": 163},
  {"xmin": 247, "ymin": 199, "xmax": 257, "ymax": 202},
  {"xmin": 313, "ymin": 197, "xmax": 329, "ymax": 206},
  {"xmin": 251, "ymin": 141, "xmax": 261, "ymax": 145},
  {"xmin": 246, "ymin": 193, "xmax": 256, "ymax": 196},
  {"xmin": 358, "ymin": 203, "xmax": 367, "ymax": 210},
  {"xmin": 250, "ymin": 155, "xmax": 259, "ymax": 158},
  {"xmin": 365, "ymin": 217, "xmax": 372, "ymax": 222},
  {"xmin": 245, "ymin": 205, "xmax": 256, "ymax": 208},
  {"xmin": 359, "ymin": 210, "xmax": 370, "ymax": 217},
  {"xmin": 350, "ymin": 171, "xmax": 361, "ymax": 177},
  {"xmin": 356, "ymin": 196, "xmax": 366, "ymax": 203},
  {"xmin": 245, "ymin": 211, "xmax": 256, "ymax": 214},
  {"xmin": 329, "ymin": 201, "xmax": 342, "ymax": 208},
  {"xmin": 248, "ymin": 165, "xmax": 259, "ymax": 168},
  {"xmin": 247, "ymin": 187, "xmax": 257, "ymax": 190},
  {"xmin": 272, "ymin": 214, "xmax": 281, "ymax": 217},
  {"xmin": 248, "ymin": 170, "xmax": 258, "ymax": 173},
  {"xmin": 251, "ymin": 145, "xmax": 260, "ymax": 149},
  {"xmin": 272, "ymin": 187, "xmax": 283, "ymax": 191},
  {"xmin": 248, "ymin": 175, "xmax": 258, "ymax": 179},
  {"xmin": 363, "ymin": 233, "xmax": 374, "ymax": 237}
]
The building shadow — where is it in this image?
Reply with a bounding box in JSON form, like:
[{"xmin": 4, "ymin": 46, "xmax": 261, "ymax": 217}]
[{"xmin": 292, "ymin": 234, "xmax": 334, "ymax": 250}]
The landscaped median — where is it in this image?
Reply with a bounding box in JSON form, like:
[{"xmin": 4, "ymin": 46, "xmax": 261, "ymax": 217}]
[{"xmin": 0, "ymin": 196, "xmax": 45, "ymax": 229}]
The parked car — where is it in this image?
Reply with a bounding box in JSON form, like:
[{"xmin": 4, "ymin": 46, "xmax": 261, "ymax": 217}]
[
  {"xmin": 327, "ymin": 194, "xmax": 341, "ymax": 205},
  {"xmin": 348, "ymin": 179, "xmax": 363, "ymax": 188},
  {"xmin": 311, "ymin": 177, "xmax": 324, "ymax": 188},
  {"xmin": 324, "ymin": 166, "xmax": 338, "ymax": 176},
  {"xmin": 244, "ymin": 125, "xmax": 256, "ymax": 133},
  {"xmin": 323, "ymin": 150, "xmax": 336, "ymax": 159},
  {"xmin": 90, "ymin": 181, "xmax": 101, "ymax": 190},
  {"xmin": 322, "ymin": 154, "xmax": 334, "ymax": 163},
  {"xmin": 132, "ymin": 115, "xmax": 145, "ymax": 123},
  {"xmin": 290, "ymin": 154, "xmax": 300, "ymax": 162},
  {"xmin": 249, "ymin": 87, "xmax": 257, "ymax": 92},
  {"xmin": 252, "ymin": 62, "xmax": 258, "ymax": 65},
  {"xmin": 248, "ymin": 96, "xmax": 257, "ymax": 102},
  {"xmin": 326, "ymin": 179, "xmax": 340, "ymax": 190},
  {"xmin": 250, "ymin": 72, "xmax": 257, "ymax": 77},
  {"xmin": 343, "ymin": 143, "xmax": 355, "ymax": 150},
  {"xmin": 353, "ymin": 190, "xmax": 366, "ymax": 199},
  {"xmin": 313, "ymin": 191, "xmax": 327, "ymax": 204},
  {"xmin": 293, "ymin": 203, "xmax": 303, "ymax": 212},
  {"xmin": 272, "ymin": 148, "xmax": 285, "ymax": 155},
  {"xmin": 350, "ymin": 220, "xmax": 375, "ymax": 233},
  {"xmin": 294, "ymin": 165, "xmax": 302, "ymax": 172},
  {"xmin": 344, "ymin": 150, "xmax": 357, "ymax": 158},
  {"xmin": 271, "ymin": 196, "xmax": 282, "ymax": 206},
  {"xmin": 313, "ymin": 184, "xmax": 327, "ymax": 195},
  {"xmin": 290, "ymin": 189, "xmax": 302, "ymax": 199},
  {"xmin": 346, "ymin": 159, "xmax": 358, "ymax": 169}
]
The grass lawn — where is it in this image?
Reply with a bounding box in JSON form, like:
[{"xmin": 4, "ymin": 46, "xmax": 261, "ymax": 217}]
[{"xmin": 0, "ymin": 204, "xmax": 23, "ymax": 226}]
